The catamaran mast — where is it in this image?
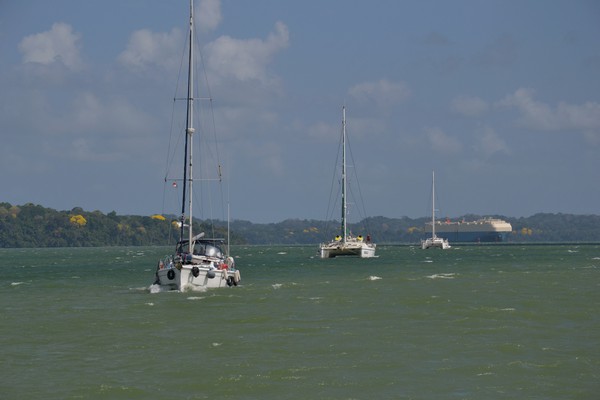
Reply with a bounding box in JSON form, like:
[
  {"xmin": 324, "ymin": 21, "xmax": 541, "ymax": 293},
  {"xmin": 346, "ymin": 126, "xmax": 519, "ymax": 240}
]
[
  {"xmin": 431, "ymin": 170, "xmax": 436, "ymax": 239},
  {"xmin": 341, "ymin": 106, "xmax": 347, "ymax": 244},
  {"xmin": 180, "ymin": 0, "xmax": 195, "ymax": 246}
]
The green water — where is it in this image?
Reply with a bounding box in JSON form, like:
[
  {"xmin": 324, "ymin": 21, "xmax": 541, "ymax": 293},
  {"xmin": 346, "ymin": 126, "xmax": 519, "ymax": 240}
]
[{"xmin": 1, "ymin": 244, "xmax": 599, "ymax": 399}]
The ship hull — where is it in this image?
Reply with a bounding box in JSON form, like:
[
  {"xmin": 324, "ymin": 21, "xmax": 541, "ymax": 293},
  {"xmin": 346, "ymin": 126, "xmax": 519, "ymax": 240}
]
[
  {"xmin": 424, "ymin": 218, "xmax": 512, "ymax": 243},
  {"xmin": 429, "ymin": 231, "xmax": 508, "ymax": 243}
]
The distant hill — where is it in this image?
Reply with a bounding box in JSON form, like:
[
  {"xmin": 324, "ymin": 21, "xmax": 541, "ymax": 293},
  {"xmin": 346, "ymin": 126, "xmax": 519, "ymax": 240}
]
[
  {"xmin": 0, "ymin": 202, "xmax": 239, "ymax": 248},
  {"xmin": 229, "ymin": 213, "xmax": 600, "ymax": 244},
  {"xmin": 1, "ymin": 202, "xmax": 599, "ymax": 248}
]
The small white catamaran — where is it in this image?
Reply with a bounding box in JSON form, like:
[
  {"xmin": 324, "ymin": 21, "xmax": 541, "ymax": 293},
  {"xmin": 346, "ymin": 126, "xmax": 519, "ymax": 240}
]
[
  {"xmin": 421, "ymin": 170, "xmax": 450, "ymax": 250},
  {"xmin": 153, "ymin": 0, "xmax": 240, "ymax": 290},
  {"xmin": 319, "ymin": 106, "xmax": 376, "ymax": 258}
]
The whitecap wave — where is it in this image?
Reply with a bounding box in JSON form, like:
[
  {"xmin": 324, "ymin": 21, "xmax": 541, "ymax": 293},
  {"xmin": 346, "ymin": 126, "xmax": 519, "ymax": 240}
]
[
  {"xmin": 182, "ymin": 284, "xmax": 208, "ymax": 293},
  {"xmin": 426, "ymin": 273, "xmax": 456, "ymax": 279},
  {"xmin": 149, "ymin": 284, "xmax": 162, "ymax": 294},
  {"xmin": 368, "ymin": 276, "xmax": 382, "ymax": 281}
]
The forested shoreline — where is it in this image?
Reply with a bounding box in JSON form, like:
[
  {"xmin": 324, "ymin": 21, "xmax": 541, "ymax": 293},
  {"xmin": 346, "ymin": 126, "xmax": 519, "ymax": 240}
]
[{"xmin": 1, "ymin": 202, "xmax": 599, "ymax": 248}]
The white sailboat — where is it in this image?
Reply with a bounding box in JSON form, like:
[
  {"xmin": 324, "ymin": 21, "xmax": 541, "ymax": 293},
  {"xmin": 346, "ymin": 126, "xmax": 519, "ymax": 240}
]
[
  {"xmin": 153, "ymin": 0, "xmax": 240, "ymax": 290},
  {"xmin": 319, "ymin": 106, "xmax": 376, "ymax": 258},
  {"xmin": 421, "ymin": 170, "xmax": 450, "ymax": 250}
]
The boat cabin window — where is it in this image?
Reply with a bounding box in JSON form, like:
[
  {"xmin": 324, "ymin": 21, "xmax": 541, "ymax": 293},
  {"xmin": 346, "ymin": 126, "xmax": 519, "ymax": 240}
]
[
  {"xmin": 178, "ymin": 241, "xmax": 224, "ymax": 258},
  {"xmin": 199, "ymin": 244, "xmax": 223, "ymax": 257}
]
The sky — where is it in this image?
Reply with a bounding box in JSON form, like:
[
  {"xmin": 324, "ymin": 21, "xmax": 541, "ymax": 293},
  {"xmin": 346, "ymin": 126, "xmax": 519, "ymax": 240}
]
[{"xmin": 1, "ymin": 0, "xmax": 599, "ymax": 223}]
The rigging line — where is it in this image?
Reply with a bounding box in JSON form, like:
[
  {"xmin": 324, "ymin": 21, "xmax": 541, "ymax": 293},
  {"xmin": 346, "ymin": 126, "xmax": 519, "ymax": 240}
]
[
  {"xmin": 193, "ymin": 23, "xmax": 227, "ymax": 225},
  {"xmin": 162, "ymin": 19, "xmax": 188, "ymax": 194},
  {"xmin": 186, "ymin": 29, "xmax": 227, "ymax": 239},
  {"xmin": 161, "ymin": 21, "xmax": 188, "ymax": 220},
  {"xmin": 345, "ymin": 131, "xmax": 371, "ymax": 233},
  {"xmin": 190, "ymin": 101, "xmax": 223, "ymax": 236},
  {"xmin": 323, "ymin": 126, "xmax": 344, "ymax": 237},
  {"xmin": 424, "ymin": 173, "xmax": 434, "ymax": 220}
]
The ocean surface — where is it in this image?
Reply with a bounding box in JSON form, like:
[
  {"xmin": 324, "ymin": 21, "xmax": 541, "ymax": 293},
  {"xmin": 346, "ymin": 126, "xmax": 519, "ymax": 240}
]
[{"xmin": 1, "ymin": 244, "xmax": 598, "ymax": 399}]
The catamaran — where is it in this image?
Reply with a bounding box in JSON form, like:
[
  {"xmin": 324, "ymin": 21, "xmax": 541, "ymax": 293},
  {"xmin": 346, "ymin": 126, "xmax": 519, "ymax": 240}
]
[
  {"xmin": 319, "ymin": 106, "xmax": 376, "ymax": 258},
  {"xmin": 421, "ymin": 170, "xmax": 450, "ymax": 250},
  {"xmin": 153, "ymin": 1, "xmax": 240, "ymax": 290}
]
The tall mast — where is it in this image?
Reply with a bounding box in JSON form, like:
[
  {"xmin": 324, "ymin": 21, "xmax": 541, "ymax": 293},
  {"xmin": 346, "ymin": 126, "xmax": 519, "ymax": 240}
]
[
  {"xmin": 180, "ymin": 0, "xmax": 195, "ymax": 245},
  {"xmin": 431, "ymin": 170, "xmax": 436, "ymax": 238},
  {"xmin": 341, "ymin": 106, "xmax": 347, "ymax": 243}
]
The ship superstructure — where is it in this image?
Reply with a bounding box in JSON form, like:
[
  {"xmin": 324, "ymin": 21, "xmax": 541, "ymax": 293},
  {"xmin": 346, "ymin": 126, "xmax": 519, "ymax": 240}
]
[{"xmin": 424, "ymin": 218, "xmax": 512, "ymax": 243}]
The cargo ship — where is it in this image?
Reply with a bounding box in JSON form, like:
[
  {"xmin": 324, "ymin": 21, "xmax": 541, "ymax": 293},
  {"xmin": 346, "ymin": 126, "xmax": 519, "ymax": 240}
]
[{"xmin": 424, "ymin": 218, "xmax": 512, "ymax": 243}]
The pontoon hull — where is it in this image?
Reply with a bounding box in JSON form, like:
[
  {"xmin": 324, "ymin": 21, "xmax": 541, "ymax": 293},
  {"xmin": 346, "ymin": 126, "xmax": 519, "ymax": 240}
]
[
  {"xmin": 319, "ymin": 242, "xmax": 376, "ymax": 258},
  {"xmin": 421, "ymin": 237, "xmax": 451, "ymax": 250}
]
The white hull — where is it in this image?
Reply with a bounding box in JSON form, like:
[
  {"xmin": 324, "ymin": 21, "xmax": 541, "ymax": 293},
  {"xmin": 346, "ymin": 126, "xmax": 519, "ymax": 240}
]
[
  {"xmin": 155, "ymin": 264, "xmax": 240, "ymax": 291},
  {"xmin": 422, "ymin": 170, "xmax": 450, "ymax": 250},
  {"xmin": 151, "ymin": 2, "xmax": 240, "ymax": 291},
  {"xmin": 319, "ymin": 106, "xmax": 376, "ymax": 259},
  {"xmin": 320, "ymin": 240, "xmax": 376, "ymax": 258},
  {"xmin": 421, "ymin": 236, "xmax": 451, "ymax": 250}
]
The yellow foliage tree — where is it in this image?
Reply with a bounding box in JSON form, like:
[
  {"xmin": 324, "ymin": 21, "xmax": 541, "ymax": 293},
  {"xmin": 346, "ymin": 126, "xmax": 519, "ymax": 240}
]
[
  {"xmin": 520, "ymin": 227, "xmax": 532, "ymax": 235},
  {"xmin": 69, "ymin": 214, "xmax": 87, "ymax": 227},
  {"xmin": 151, "ymin": 214, "xmax": 166, "ymax": 221}
]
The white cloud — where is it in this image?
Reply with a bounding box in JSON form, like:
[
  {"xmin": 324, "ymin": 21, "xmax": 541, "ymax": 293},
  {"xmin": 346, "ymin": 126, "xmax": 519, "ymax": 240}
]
[
  {"xmin": 205, "ymin": 21, "xmax": 289, "ymax": 84},
  {"xmin": 197, "ymin": 0, "xmax": 222, "ymax": 32},
  {"xmin": 499, "ymin": 88, "xmax": 600, "ymax": 141},
  {"xmin": 475, "ymin": 126, "xmax": 509, "ymax": 157},
  {"xmin": 425, "ymin": 127, "xmax": 462, "ymax": 154},
  {"xmin": 18, "ymin": 22, "xmax": 82, "ymax": 70},
  {"xmin": 118, "ymin": 28, "xmax": 183, "ymax": 71},
  {"xmin": 497, "ymin": 88, "xmax": 555, "ymax": 130},
  {"xmin": 557, "ymin": 101, "xmax": 600, "ymax": 131},
  {"xmin": 46, "ymin": 92, "xmax": 158, "ymax": 162},
  {"xmin": 348, "ymin": 79, "xmax": 411, "ymax": 108},
  {"xmin": 451, "ymin": 95, "xmax": 488, "ymax": 117}
]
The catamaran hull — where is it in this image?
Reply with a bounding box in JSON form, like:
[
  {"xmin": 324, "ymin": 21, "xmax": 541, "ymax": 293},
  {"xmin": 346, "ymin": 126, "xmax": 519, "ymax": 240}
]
[
  {"xmin": 155, "ymin": 265, "xmax": 240, "ymax": 291},
  {"xmin": 421, "ymin": 237, "xmax": 451, "ymax": 250},
  {"xmin": 320, "ymin": 243, "xmax": 376, "ymax": 258}
]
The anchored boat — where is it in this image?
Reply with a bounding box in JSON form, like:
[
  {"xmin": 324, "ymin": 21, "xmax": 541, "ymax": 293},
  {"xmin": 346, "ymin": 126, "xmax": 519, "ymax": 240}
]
[
  {"xmin": 153, "ymin": 0, "xmax": 240, "ymax": 290},
  {"xmin": 319, "ymin": 106, "xmax": 376, "ymax": 258},
  {"xmin": 421, "ymin": 170, "xmax": 451, "ymax": 250}
]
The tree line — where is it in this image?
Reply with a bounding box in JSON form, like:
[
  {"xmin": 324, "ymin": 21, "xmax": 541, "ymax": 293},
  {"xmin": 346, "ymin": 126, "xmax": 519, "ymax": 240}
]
[
  {"xmin": 0, "ymin": 203, "xmax": 237, "ymax": 248},
  {"xmin": 1, "ymin": 202, "xmax": 599, "ymax": 248}
]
